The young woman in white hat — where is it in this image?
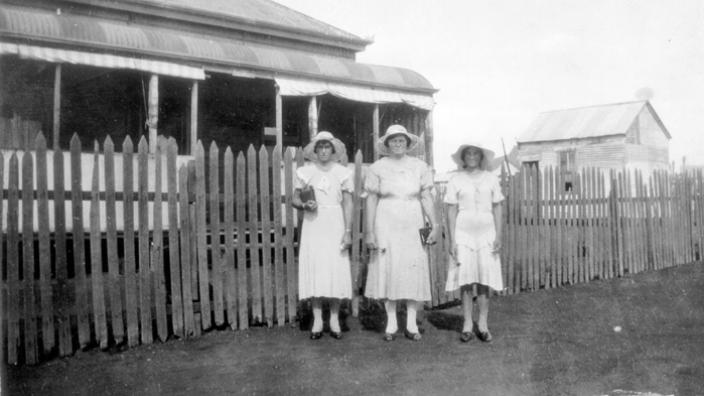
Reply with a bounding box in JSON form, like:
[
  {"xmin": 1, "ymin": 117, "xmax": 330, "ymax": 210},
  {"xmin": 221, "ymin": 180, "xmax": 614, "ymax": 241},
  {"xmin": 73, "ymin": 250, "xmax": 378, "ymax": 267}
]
[
  {"xmin": 292, "ymin": 131, "xmax": 353, "ymax": 340},
  {"xmin": 444, "ymin": 142, "xmax": 504, "ymax": 342},
  {"xmin": 364, "ymin": 124, "xmax": 440, "ymax": 341}
]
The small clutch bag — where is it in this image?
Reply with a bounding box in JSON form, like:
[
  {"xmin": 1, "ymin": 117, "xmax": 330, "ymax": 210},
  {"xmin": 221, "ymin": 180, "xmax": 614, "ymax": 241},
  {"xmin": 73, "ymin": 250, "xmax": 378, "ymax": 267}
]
[
  {"xmin": 418, "ymin": 223, "xmax": 433, "ymax": 245},
  {"xmin": 300, "ymin": 185, "xmax": 316, "ymax": 203}
]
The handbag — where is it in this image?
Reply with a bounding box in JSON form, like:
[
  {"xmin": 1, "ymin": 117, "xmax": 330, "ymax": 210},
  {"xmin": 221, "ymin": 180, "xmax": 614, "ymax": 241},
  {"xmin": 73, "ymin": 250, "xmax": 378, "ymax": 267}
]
[
  {"xmin": 300, "ymin": 185, "xmax": 316, "ymax": 204},
  {"xmin": 419, "ymin": 222, "xmax": 433, "ymax": 245}
]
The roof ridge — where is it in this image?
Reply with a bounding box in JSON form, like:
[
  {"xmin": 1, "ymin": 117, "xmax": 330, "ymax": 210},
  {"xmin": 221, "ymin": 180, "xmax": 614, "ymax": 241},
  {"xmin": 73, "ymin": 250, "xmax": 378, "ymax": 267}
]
[{"xmin": 539, "ymin": 100, "xmax": 647, "ymax": 114}]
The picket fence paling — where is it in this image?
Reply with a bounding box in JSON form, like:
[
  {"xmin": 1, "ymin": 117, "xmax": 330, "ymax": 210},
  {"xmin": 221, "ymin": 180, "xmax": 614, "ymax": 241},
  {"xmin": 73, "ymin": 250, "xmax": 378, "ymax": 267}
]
[{"xmin": 2, "ymin": 132, "xmax": 703, "ymax": 366}]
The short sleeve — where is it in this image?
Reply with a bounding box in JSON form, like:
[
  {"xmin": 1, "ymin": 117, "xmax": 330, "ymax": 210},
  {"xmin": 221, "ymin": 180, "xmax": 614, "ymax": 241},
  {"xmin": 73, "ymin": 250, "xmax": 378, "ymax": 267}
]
[
  {"xmin": 443, "ymin": 176, "xmax": 459, "ymax": 205},
  {"xmin": 337, "ymin": 165, "xmax": 354, "ymax": 193},
  {"xmin": 419, "ymin": 161, "xmax": 434, "ymax": 191},
  {"xmin": 491, "ymin": 174, "xmax": 505, "ymax": 203},
  {"xmin": 294, "ymin": 166, "xmax": 311, "ymax": 190},
  {"xmin": 364, "ymin": 164, "xmax": 381, "ymax": 195}
]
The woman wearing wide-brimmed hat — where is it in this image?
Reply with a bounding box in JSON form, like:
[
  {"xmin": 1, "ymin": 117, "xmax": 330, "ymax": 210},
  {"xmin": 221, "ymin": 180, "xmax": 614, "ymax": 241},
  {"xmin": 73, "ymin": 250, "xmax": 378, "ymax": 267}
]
[
  {"xmin": 292, "ymin": 131, "xmax": 353, "ymax": 340},
  {"xmin": 444, "ymin": 141, "xmax": 504, "ymax": 343},
  {"xmin": 364, "ymin": 124, "xmax": 440, "ymax": 341}
]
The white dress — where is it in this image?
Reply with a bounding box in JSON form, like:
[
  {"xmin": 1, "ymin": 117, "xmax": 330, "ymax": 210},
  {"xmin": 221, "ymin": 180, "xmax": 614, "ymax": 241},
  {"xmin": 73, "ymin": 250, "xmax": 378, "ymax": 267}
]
[
  {"xmin": 444, "ymin": 170, "xmax": 505, "ymax": 292},
  {"xmin": 295, "ymin": 163, "xmax": 353, "ymax": 299},
  {"xmin": 364, "ymin": 156, "xmax": 433, "ymax": 301}
]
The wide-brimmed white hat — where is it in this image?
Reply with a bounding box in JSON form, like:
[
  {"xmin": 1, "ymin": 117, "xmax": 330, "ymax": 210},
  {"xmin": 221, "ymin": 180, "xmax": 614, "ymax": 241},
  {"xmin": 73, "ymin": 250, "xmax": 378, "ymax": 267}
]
[
  {"xmin": 302, "ymin": 131, "xmax": 347, "ymax": 162},
  {"xmin": 377, "ymin": 124, "xmax": 420, "ymax": 156},
  {"xmin": 451, "ymin": 141, "xmax": 496, "ymax": 170}
]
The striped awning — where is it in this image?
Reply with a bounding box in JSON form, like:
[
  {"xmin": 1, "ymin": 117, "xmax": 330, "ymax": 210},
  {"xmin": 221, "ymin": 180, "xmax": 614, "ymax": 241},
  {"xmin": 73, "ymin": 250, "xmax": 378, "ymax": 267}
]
[
  {"xmin": 275, "ymin": 77, "xmax": 435, "ymax": 110},
  {"xmin": 0, "ymin": 42, "xmax": 205, "ymax": 80},
  {"xmin": 0, "ymin": 4, "xmax": 435, "ymax": 108}
]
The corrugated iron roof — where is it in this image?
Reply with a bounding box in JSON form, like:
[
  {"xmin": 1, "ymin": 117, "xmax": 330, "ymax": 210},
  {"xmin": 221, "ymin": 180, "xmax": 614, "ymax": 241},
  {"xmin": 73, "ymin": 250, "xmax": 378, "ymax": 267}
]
[
  {"xmin": 518, "ymin": 101, "xmax": 669, "ymax": 143},
  {"xmin": 128, "ymin": 0, "xmax": 368, "ymax": 45},
  {"xmin": 0, "ymin": 5, "xmax": 435, "ymax": 94}
]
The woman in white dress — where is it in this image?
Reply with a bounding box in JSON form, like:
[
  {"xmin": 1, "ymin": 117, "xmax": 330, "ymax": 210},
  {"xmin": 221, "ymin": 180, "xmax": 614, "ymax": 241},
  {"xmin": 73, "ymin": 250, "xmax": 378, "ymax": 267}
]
[
  {"xmin": 364, "ymin": 124, "xmax": 440, "ymax": 341},
  {"xmin": 444, "ymin": 142, "xmax": 504, "ymax": 342},
  {"xmin": 292, "ymin": 131, "xmax": 354, "ymax": 340}
]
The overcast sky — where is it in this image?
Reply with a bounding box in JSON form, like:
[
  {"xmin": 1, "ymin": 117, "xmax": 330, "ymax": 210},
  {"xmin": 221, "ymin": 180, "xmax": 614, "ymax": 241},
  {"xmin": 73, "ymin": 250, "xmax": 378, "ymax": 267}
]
[{"xmin": 275, "ymin": 0, "xmax": 704, "ymax": 172}]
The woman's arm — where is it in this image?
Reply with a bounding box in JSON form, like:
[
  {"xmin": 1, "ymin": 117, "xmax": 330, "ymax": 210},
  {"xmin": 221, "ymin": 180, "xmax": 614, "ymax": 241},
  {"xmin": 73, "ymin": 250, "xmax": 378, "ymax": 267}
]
[
  {"xmin": 492, "ymin": 202, "xmax": 503, "ymax": 251},
  {"xmin": 420, "ymin": 189, "xmax": 440, "ymax": 244},
  {"xmin": 447, "ymin": 203, "xmax": 458, "ymax": 257},
  {"xmin": 292, "ymin": 188, "xmax": 318, "ymax": 211},
  {"xmin": 341, "ymin": 191, "xmax": 353, "ymax": 248},
  {"xmin": 364, "ymin": 193, "xmax": 378, "ymax": 250},
  {"xmin": 292, "ymin": 188, "xmax": 304, "ymax": 210}
]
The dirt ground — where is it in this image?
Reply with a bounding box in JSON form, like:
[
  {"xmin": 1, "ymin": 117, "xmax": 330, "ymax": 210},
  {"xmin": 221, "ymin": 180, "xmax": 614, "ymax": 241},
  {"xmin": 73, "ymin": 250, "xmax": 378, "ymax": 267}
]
[{"xmin": 6, "ymin": 262, "xmax": 704, "ymax": 396}]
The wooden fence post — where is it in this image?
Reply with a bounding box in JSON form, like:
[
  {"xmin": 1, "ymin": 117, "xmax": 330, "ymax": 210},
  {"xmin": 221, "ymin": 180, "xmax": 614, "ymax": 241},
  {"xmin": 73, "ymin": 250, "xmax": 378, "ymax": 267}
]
[
  {"xmin": 258, "ymin": 146, "xmax": 273, "ymax": 327},
  {"xmin": 70, "ymin": 135, "xmax": 90, "ymax": 348},
  {"xmin": 235, "ymin": 151, "xmax": 249, "ymax": 329},
  {"xmin": 167, "ymin": 138, "xmax": 185, "ymax": 337},
  {"xmin": 209, "ymin": 142, "xmax": 225, "ymax": 327},
  {"xmin": 21, "ymin": 149, "xmax": 38, "ymax": 364},
  {"xmin": 35, "ymin": 135, "xmax": 55, "ymax": 355},
  {"xmin": 52, "ymin": 142, "xmax": 72, "ymax": 356},
  {"xmin": 0, "ymin": 152, "xmax": 4, "ymax": 364},
  {"xmin": 223, "ymin": 147, "xmax": 237, "ymax": 330},
  {"xmin": 194, "ymin": 141, "xmax": 211, "ymax": 330},
  {"xmin": 178, "ymin": 163, "xmax": 195, "ymax": 336},
  {"xmin": 272, "ymin": 146, "xmax": 286, "ymax": 326},
  {"xmin": 283, "ymin": 148, "xmax": 297, "ymax": 324},
  {"xmin": 137, "ymin": 137, "xmax": 153, "ymax": 344},
  {"xmin": 122, "ymin": 137, "xmax": 139, "ymax": 347},
  {"xmin": 7, "ymin": 153, "xmax": 20, "ymax": 364},
  {"xmin": 349, "ymin": 151, "xmax": 363, "ymax": 315},
  {"xmin": 247, "ymin": 145, "xmax": 263, "ymax": 324},
  {"xmin": 89, "ymin": 142, "xmax": 108, "ymax": 349},
  {"xmin": 153, "ymin": 139, "xmax": 168, "ymax": 341},
  {"xmin": 104, "ymin": 137, "xmax": 125, "ymax": 344}
]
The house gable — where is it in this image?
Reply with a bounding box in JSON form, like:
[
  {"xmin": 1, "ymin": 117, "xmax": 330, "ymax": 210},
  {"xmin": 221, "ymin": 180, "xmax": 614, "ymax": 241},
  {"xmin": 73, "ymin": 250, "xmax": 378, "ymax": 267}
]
[{"xmin": 637, "ymin": 103, "xmax": 670, "ymax": 147}]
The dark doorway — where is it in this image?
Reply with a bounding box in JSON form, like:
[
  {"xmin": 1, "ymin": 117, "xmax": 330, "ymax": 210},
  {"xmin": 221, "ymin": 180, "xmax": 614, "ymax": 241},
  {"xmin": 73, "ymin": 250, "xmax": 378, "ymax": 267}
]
[{"xmin": 199, "ymin": 74, "xmax": 274, "ymax": 155}]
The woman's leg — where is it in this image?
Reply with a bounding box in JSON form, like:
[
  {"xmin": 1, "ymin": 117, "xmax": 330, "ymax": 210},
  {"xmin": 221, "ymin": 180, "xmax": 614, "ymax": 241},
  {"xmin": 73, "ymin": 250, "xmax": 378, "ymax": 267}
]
[
  {"xmin": 384, "ymin": 299, "xmax": 398, "ymax": 334},
  {"xmin": 406, "ymin": 299, "xmax": 420, "ymax": 334},
  {"xmin": 476, "ymin": 284, "xmax": 490, "ymax": 333},
  {"xmin": 329, "ymin": 298, "xmax": 341, "ymax": 334},
  {"xmin": 461, "ymin": 285, "xmax": 474, "ymax": 333},
  {"xmin": 311, "ymin": 298, "xmax": 323, "ymax": 333}
]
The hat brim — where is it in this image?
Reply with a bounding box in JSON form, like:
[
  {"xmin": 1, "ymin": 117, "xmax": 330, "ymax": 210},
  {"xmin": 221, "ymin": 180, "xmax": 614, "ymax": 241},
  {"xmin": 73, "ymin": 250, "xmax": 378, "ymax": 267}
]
[
  {"xmin": 377, "ymin": 132, "xmax": 421, "ymax": 156},
  {"xmin": 451, "ymin": 144, "xmax": 496, "ymax": 170},
  {"xmin": 303, "ymin": 137, "xmax": 347, "ymax": 162}
]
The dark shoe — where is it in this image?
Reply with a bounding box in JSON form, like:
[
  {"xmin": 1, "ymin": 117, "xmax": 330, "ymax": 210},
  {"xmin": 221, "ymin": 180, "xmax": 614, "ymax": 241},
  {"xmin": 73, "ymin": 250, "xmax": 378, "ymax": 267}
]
[
  {"xmin": 383, "ymin": 332, "xmax": 396, "ymax": 341},
  {"xmin": 330, "ymin": 331, "xmax": 343, "ymax": 340},
  {"xmin": 310, "ymin": 331, "xmax": 323, "ymax": 340},
  {"xmin": 404, "ymin": 330, "xmax": 422, "ymax": 341},
  {"xmin": 460, "ymin": 331, "xmax": 474, "ymax": 343},
  {"xmin": 475, "ymin": 329, "xmax": 492, "ymax": 342}
]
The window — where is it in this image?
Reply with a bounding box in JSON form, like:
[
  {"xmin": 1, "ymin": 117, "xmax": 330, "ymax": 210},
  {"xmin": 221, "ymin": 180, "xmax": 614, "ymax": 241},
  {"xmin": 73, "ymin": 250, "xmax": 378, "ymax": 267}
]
[{"xmin": 558, "ymin": 149, "xmax": 575, "ymax": 170}]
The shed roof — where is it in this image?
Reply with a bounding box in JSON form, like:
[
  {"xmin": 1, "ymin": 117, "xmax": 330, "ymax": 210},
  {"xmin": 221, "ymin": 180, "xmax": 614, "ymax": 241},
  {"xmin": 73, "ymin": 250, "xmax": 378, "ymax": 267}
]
[
  {"xmin": 0, "ymin": 4, "xmax": 434, "ymax": 94},
  {"xmin": 518, "ymin": 100, "xmax": 670, "ymax": 143}
]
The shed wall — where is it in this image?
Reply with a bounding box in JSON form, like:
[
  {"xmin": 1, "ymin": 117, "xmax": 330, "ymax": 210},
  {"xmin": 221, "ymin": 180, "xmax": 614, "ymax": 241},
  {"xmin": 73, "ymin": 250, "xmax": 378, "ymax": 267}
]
[{"xmin": 637, "ymin": 106, "xmax": 669, "ymax": 149}]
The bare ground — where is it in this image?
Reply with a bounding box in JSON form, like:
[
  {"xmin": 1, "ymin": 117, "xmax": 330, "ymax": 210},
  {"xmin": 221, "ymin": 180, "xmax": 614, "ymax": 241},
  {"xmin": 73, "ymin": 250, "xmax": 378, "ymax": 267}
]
[{"xmin": 7, "ymin": 262, "xmax": 704, "ymax": 396}]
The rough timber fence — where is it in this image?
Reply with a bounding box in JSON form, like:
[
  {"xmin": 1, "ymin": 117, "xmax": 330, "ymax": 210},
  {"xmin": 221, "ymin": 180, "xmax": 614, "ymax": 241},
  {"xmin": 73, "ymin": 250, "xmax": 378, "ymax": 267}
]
[{"xmin": 2, "ymin": 134, "xmax": 703, "ymax": 365}]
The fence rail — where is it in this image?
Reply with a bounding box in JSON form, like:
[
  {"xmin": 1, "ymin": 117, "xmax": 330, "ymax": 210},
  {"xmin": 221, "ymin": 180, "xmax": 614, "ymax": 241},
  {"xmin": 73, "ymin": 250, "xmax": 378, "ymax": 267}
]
[{"xmin": 2, "ymin": 133, "xmax": 702, "ymax": 365}]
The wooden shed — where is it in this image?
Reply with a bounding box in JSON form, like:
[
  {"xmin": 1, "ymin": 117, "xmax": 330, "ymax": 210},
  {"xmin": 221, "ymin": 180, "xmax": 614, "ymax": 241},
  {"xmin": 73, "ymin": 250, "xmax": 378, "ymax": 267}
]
[
  {"xmin": 0, "ymin": 0, "xmax": 436, "ymax": 164},
  {"xmin": 516, "ymin": 100, "xmax": 670, "ymax": 176}
]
